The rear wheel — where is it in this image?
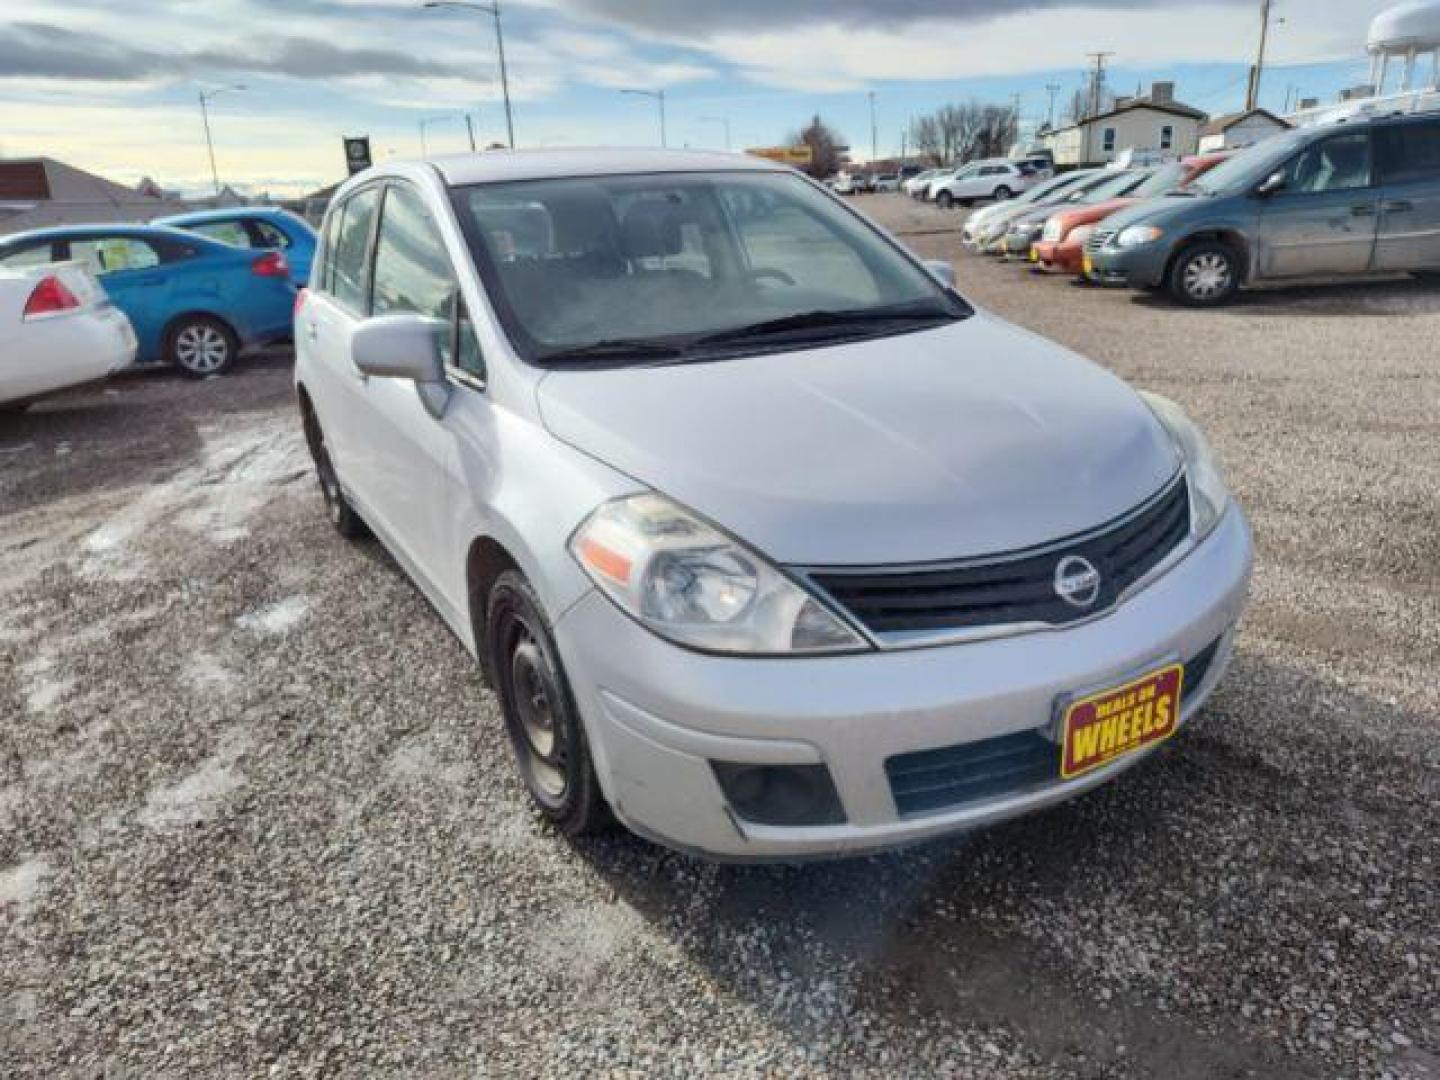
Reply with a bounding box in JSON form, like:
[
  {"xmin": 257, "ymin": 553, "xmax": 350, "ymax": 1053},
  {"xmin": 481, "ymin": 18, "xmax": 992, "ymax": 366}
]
[
  {"xmin": 487, "ymin": 571, "xmax": 610, "ymax": 836},
  {"xmin": 936, "ymin": 191, "xmax": 954, "ymax": 210},
  {"xmin": 167, "ymin": 315, "xmax": 238, "ymax": 377},
  {"xmin": 993, "ymin": 185, "xmax": 1013, "ymax": 201},
  {"xmin": 1167, "ymin": 241, "xmax": 1241, "ymax": 307},
  {"xmin": 300, "ymin": 409, "xmax": 365, "ymax": 538}
]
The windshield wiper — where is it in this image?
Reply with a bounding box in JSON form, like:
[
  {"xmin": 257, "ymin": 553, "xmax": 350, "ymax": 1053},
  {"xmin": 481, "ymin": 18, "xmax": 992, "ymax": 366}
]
[
  {"xmin": 533, "ymin": 339, "xmax": 686, "ymax": 367},
  {"xmin": 693, "ymin": 302, "xmax": 957, "ymax": 347}
]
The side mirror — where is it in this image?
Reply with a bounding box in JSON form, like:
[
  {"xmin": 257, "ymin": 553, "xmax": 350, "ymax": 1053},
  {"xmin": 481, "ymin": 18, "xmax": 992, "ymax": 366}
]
[
  {"xmin": 1256, "ymin": 170, "xmax": 1287, "ymax": 197},
  {"xmin": 924, "ymin": 259, "xmax": 956, "ymax": 288},
  {"xmin": 351, "ymin": 313, "xmax": 451, "ymax": 418}
]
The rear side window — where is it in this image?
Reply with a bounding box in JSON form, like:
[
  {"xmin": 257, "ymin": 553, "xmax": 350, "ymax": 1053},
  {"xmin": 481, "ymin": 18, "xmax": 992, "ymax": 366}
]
[
  {"xmin": 191, "ymin": 220, "xmax": 251, "ymax": 247},
  {"xmin": 0, "ymin": 243, "xmax": 55, "ymax": 268},
  {"xmin": 1376, "ymin": 122, "xmax": 1440, "ymax": 186},
  {"xmin": 330, "ymin": 187, "xmax": 380, "ymax": 314},
  {"xmin": 68, "ymin": 237, "xmax": 161, "ymax": 275},
  {"xmin": 252, "ymin": 220, "xmax": 292, "ymax": 249}
]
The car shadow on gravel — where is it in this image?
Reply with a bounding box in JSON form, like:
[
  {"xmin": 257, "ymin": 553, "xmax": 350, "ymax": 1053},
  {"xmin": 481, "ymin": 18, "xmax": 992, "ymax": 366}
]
[
  {"xmin": 0, "ymin": 349, "xmax": 295, "ymax": 517},
  {"xmin": 1128, "ymin": 276, "xmax": 1440, "ymax": 317},
  {"xmin": 564, "ymin": 651, "xmax": 1436, "ymax": 1079}
]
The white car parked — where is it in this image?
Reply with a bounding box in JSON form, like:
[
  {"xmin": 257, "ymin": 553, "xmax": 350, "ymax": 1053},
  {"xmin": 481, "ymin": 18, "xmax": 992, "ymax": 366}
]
[
  {"xmin": 932, "ymin": 159, "xmax": 1035, "ymax": 209},
  {"xmin": 296, "ymin": 149, "xmax": 1251, "ymax": 861},
  {"xmin": 1, "ymin": 262, "xmax": 136, "ymax": 410}
]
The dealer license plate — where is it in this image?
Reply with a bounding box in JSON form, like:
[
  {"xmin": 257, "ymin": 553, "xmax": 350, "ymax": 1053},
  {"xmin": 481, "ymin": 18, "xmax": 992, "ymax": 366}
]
[{"xmin": 1060, "ymin": 664, "xmax": 1183, "ymax": 779}]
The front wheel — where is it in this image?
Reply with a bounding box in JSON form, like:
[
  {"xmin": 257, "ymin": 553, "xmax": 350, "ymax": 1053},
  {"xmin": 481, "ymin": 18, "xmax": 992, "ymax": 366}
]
[
  {"xmin": 936, "ymin": 191, "xmax": 954, "ymax": 210},
  {"xmin": 301, "ymin": 410, "xmax": 365, "ymax": 539},
  {"xmin": 167, "ymin": 316, "xmax": 238, "ymax": 377},
  {"xmin": 992, "ymin": 185, "xmax": 1013, "ymax": 201},
  {"xmin": 1167, "ymin": 242, "xmax": 1241, "ymax": 307},
  {"xmin": 487, "ymin": 571, "xmax": 610, "ymax": 836}
]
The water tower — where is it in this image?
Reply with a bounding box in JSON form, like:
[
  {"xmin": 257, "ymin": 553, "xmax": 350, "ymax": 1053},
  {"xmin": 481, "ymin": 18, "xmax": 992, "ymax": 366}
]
[{"xmin": 1369, "ymin": 0, "xmax": 1440, "ymax": 94}]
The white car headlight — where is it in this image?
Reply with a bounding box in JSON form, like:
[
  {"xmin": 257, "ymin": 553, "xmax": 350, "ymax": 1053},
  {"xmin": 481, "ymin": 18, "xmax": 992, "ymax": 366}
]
[
  {"xmin": 570, "ymin": 493, "xmax": 866, "ymax": 655},
  {"xmin": 1041, "ymin": 218, "xmax": 1064, "ymax": 242},
  {"xmin": 1140, "ymin": 392, "xmax": 1230, "ymax": 540},
  {"xmin": 1116, "ymin": 225, "xmax": 1164, "ymax": 248}
]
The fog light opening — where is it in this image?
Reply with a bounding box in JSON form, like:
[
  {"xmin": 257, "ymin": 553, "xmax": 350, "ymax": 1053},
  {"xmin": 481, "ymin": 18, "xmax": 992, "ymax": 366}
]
[{"xmin": 710, "ymin": 761, "xmax": 846, "ymax": 827}]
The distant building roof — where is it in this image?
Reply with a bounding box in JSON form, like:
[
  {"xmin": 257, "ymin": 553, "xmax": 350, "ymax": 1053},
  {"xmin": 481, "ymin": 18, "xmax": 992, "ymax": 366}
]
[
  {"xmin": 1052, "ymin": 95, "xmax": 1207, "ymax": 136},
  {"xmin": 1201, "ymin": 108, "xmax": 1291, "ymax": 137},
  {"xmin": 0, "ymin": 157, "xmax": 187, "ymax": 235}
]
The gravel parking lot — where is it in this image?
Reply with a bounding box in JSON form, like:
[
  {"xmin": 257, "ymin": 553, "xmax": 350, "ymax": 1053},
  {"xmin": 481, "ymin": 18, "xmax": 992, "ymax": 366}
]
[{"xmin": 3, "ymin": 193, "xmax": 1437, "ymax": 1079}]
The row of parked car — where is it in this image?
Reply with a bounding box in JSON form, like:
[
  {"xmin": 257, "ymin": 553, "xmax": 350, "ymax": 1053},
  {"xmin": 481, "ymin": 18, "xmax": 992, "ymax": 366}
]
[
  {"xmin": 903, "ymin": 156, "xmax": 1055, "ymax": 208},
  {"xmin": 951, "ymin": 110, "xmax": 1440, "ymax": 306},
  {"xmin": 0, "ymin": 207, "xmax": 317, "ymax": 408}
]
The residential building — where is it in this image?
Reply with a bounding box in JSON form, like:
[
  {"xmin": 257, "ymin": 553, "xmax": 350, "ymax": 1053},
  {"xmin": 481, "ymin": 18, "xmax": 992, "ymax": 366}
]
[
  {"xmin": 1044, "ymin": 82, "xmax": 1207, "ymax": 167},
  {"xmin": 1198, "ymin": 109, "xmax": 1291, "ymax": 152},
  {"xmin": 0, "ymin": 157, "xmax": 187, "ymax": 235}
]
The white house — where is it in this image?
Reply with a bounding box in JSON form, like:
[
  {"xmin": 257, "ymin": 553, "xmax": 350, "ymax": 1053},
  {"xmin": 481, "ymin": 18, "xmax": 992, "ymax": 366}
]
[
  {"xmin": 1197, "ymin": 109, "xmax": 1291, "ymax": 153},
  {"xmin": 1045, "ymin": 83, "xmax": 1207, "ymax": 167}
]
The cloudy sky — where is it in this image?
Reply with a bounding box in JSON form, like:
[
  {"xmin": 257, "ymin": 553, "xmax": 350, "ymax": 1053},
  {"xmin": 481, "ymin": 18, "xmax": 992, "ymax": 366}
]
[{"xmin": 0, "ymin": 0, "xmax": 1393, "ymax": 196}]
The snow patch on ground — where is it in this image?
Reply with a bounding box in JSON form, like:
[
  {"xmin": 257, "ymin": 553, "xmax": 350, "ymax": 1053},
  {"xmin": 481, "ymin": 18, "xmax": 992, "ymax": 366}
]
[
  {"xmin": 236, "ymin": 595, "xmax": 310, "ymax": 637},
  {"xmin": 21, "ymin": 655, "xmax": 73, "ymax": 715},
  {"xmin": 182, "ymin": 651, "xmax": 238, "ymax": 695},
  {"xmin": 138, "ymin": 728, "xmax": 253, "ymax": 830},
  {"xmin": 0, "ymin": 855, "xmax": 52, "ymax": 920}
]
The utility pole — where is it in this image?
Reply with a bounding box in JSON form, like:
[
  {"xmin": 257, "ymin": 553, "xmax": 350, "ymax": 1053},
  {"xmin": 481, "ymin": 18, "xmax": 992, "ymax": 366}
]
[
  {"xmin": 1045, "ymin": 83, "xmax": 1061, "ymax": 128},
  {"xmin": 465, "ymin": 113, "xmax": 477, "ymax": 151},
  {"xmin": 1246, "ymin": 0, "xmax": 1273, "ymax": 111},
  {"xmin": 868, "ymin": 91, "xmax": 878, "ymax": 163},
  {"xmin": 1085, "ymin": 52, "xmax": 1114, "ymax": 119},
  {"xmin": 621, "ymin": 88, "xmax": 666, "ymax": 147}
]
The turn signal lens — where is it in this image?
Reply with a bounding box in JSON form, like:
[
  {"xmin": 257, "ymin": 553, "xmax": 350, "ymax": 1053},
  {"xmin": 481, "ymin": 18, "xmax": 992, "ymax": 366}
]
[{"xmin": 22, "ymin": 275, "xmax": 81, "ymax": 320}]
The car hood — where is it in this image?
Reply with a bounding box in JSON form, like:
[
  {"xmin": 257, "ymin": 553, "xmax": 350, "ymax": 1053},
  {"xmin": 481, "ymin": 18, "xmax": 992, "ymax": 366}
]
[
  {"xmin": 536, "ymin": 314, "xmax": 1180, "ymax": 566},
  {"xmin": 1101, "ymin": 193, "xmax": 1207, "ymax": 232},
  {"xmin": 1055, "ymin": 197, "xmax": 1139, "ymax": 230}
]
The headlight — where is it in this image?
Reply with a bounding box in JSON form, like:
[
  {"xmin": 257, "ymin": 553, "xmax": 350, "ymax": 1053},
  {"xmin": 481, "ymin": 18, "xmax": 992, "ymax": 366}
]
[
  {"xmin": 570, "ymin": 493, "xmax": 866, "ymax": 655},
  {"xmin": 1041, "ymin": 218, "xmax": 1064, "ymax": 242},
  {"xmin": 1116, "ymin": 225, "xmax": 1164, "ymax": 248},
  {"xmin": 1140, "ymin": 392, "xmax": 1230, "ymax": 540}
]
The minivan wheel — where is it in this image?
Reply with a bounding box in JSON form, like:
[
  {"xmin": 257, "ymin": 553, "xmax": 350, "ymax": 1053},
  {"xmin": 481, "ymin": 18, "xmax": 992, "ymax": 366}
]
[
  {"xmin": 168, "ymin": 316, "xmax": 238, "ymax": 376},
  {"xmin": 1168, "ymin": 242, "xmax": 1241, "ymax": 306},
  {"xmin": 936, "ymin": 191, "xmax": 954, "ymax": 209},
  {"xmin": 487, "ymin": 571, "xmax": 610, "ymax": 836}
]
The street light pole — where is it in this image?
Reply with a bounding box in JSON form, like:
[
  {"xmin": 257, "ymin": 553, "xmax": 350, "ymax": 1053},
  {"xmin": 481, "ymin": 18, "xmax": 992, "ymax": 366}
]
[
  {"xmin": 621, "ymin": 89, "xmax": 666, "ymax": 147},
  {"xmin": 423, "ymin": 0, "xmax": 515, "ymax": 148},
  {"xmin": 868, "ymin": 90, "xmax": 878, "ymax": 162},
  {"xmin": 197, "ymin": 85, "xmax": 245, "ymax": 196}
]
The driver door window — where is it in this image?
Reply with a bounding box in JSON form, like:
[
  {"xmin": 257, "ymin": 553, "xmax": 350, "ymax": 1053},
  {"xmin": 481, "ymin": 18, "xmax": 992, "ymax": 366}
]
[
  {"xmin": 721, "ymin": 190, "xmax": 879, "ymax": 306},
  {"xmin": 1281, "ymin": 132, "xmax": 1372, "ymax": 194}
]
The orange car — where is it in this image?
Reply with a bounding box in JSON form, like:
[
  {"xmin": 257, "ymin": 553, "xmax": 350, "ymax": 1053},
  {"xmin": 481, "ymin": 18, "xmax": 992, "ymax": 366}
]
[{"xmin": 1030, "ymin": 153, "xmax": 1233, "ymax": 274}]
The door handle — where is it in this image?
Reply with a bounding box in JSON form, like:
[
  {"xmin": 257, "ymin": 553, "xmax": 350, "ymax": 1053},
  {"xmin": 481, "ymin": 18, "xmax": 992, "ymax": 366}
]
[
  {"xmin": 1350, "ymin": 204, "xmax": 1376, "ymax": 217},
  {"xmin": 1382, "ymin": 200, "xmax": 1414, "ymax": 213},
  {"xmin": 305, "ymin": 320, "xmax": 318, "ymax": 341}
]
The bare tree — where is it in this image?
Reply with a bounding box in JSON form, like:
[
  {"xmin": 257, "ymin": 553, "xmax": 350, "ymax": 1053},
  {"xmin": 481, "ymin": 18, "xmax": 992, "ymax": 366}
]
[
  {"xmin": 911, "ymin": 101, "xmax": 1020, "ymax": 165},
  {"xmin": 788, "ymin": 115, "xmax": 846, "ymax": 178},
  {"xmin": 908, "ymin": 115, "xmax": 942, "ymax": 165}
]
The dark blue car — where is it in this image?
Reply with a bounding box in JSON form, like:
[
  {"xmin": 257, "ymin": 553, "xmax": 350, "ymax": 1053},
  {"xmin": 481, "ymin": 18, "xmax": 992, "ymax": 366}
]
[
  {"xmin": 0, "ymin": 223, "xmax": 295, "ymax": 376},
  {"xmin": 156, "ymin": 207, "xmax": 319, "ymax": 287}
]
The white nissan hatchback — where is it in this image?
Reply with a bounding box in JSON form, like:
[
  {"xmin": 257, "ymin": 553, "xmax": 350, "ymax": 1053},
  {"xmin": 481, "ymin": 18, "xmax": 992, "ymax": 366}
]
[{"xmin": 295, "ymin": 150, "xmax": 1252, "ymax": 861}]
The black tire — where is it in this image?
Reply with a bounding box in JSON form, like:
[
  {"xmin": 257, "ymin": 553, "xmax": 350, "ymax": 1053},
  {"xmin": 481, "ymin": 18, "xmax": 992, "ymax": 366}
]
[
  {"xmin": 487, "ymin": 571, "xmax": 610, "ymax": 836},
  {"xmin": 936, "ymin": 191, "xmax": 954, "ymax": 210},
  {"xmin": 1166, "ymin": 241, "xmax": 1242, "ymax": 307},
  {"xmin": 300, "ymin": 408, "xmax": 366, "ymax": 539},
  {"xmin": 993, "ymin": 185, "xmax": 1013, "ymax": 201},
  {"xmin": 166, "ymin": 315, "xmax": 238, "ymax": 377},
  {"xmin": 1410, "ymin": 270, "xmax": 1440, "ymax": 283}
]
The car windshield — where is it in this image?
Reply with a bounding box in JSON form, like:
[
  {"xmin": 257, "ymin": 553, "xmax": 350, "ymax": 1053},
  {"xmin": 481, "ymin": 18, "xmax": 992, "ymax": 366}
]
[
  {"xmin": 1188, "ymin": 131, "xmax": 1309, "ymax": 195},
  {"xmin": 1127, "ymin": 162, "xmax": 1189, "ymax": 198},
  {"xmin": 1076, "ymin": 169, "xmax": 1150, "ymax": 202},
  {"xmin": 451, "ymin": 171, "xmax": 968, "ymax": 365},
  {"xmin": 1016, "ymin": 170, "xmax": 1092, "ymax": 205}
]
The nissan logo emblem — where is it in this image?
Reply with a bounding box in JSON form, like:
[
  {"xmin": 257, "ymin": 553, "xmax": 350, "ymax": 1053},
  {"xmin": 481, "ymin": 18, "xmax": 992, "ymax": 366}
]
[{"xmin": 1054, "ymin": 555, "xmax": 1102, "ymax": 609}]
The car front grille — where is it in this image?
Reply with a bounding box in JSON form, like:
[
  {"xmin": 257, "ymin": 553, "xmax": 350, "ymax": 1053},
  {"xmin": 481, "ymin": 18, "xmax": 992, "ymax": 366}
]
[
  {"xmin": 1085, "ymin": 228, "xmax": 1117, "ymax": 255},
  {"xmin": 808, "ymin": 474, "xmax": 1190, "ymax": 642},
  {"xmin": 884, "ymin": 633, "xmax": 1224, "ymax": 818}
]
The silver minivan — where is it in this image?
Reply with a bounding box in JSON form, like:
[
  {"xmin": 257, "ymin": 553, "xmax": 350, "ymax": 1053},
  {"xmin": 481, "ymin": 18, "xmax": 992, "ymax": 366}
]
[{"xmin": 295, "ymin": 150, "xmax": 1252, "ymax": 860}]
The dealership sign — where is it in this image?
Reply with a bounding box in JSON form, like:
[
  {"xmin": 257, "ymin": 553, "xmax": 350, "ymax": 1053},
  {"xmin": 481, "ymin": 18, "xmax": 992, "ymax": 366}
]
[
  {"xmin": 343, "ymin": 137, "xmax": 373, "ymax": 176},
  {"xmin": 746, "ymin": 146, "xmax": 814, "ymax": 166}
]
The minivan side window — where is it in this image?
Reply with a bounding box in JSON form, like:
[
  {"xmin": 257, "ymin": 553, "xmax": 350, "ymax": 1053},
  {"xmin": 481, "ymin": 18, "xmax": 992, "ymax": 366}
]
[
  {"xmin": 330, "ymin": 187, "xmax": 381, "ymax": 314},
  {"xmin": 372, "ymin": 183, "xmax": 486, "ymax": 383},
  {"xmin": 1376, "ymin": 121, "xmax": 1440, "ymax": 186},
  {"xmin": 1280, "ymin": 131, "xmax": 1372, "ymax": 194}
]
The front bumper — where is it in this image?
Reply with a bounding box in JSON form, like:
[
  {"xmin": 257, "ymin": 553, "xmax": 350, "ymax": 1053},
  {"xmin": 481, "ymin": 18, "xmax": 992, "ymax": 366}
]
[
  {"xmin": 1085, "ymin": 243, "xmax": 1172, "ymax": 288},
  {"xmin": 554, "ymin": 505, "xmax": 1254, "ymax": 860}
]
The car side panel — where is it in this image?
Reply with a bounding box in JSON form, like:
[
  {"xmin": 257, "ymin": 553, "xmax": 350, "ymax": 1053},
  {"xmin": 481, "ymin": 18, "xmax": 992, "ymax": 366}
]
[{"xmin": 1371, "ymin": 173, "xmax": 1440, "ymax": 272}]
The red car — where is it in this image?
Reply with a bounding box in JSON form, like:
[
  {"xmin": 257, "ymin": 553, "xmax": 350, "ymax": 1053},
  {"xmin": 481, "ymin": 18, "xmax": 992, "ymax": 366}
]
[{"xmin": 1030, "ymin": 153, "xmax": 1233, "ymax": 274}]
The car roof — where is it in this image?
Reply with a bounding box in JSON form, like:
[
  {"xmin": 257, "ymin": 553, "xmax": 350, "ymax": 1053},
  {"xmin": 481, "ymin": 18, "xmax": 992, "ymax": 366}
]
[
  {"xmin": 155, "ymin": 207, "xmax": 291, "ymax": 225},
  {"xmin": 0, "ymin": 222, "xmax": 235, "ymax": 250},
  {"xmin": 426, "ymin": 147, "xmax": 785, "ymax": 187}
]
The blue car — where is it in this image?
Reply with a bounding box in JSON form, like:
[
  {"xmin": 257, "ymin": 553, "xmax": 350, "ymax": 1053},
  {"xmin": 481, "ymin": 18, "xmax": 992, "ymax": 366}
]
[
  {"xmin": 156, "ymin": 207, "xmax": 318, "ymax": 287},
  {"xmin": 0, "ymin": 224, "xmax": 295, "ymax": 376}
]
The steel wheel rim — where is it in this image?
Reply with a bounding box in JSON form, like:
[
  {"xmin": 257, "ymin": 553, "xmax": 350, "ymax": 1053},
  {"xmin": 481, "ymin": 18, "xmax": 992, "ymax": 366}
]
[
  {"xmin": 1183, "ymin": 253, "xmax": 1232, "ymax": 300},
  {"xmin": 175, "ymin": 325, "xmax": 229, "ymax": 373},
  {"xmin": 508, "ymin": 629, "xmax": 567, "ymax": 800}
]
